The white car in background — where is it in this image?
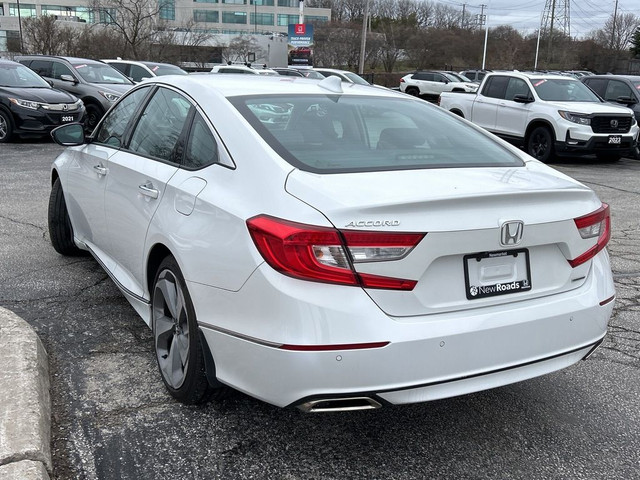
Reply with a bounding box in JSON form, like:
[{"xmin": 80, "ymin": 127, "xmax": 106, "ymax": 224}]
[
  {"xmin": 48, "ymin": 75, "xmax": 614, "ymax": 412},
  {"xmin": 400, "ymin": 71, "xmax": 478, "ymax": 101},
  {"xmin": 103, "ymin": 59, "xmax": 188, "ymax": 83},
  {"xmin": 313, "ymin": 68, "xmax": 371, "ymax": 85},
  {"xmin": 210, "ymin": 64, "xmax": 278, "ymax": 75}
]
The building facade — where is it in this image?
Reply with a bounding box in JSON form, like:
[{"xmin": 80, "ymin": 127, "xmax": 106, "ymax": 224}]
[{"xmin": 0, "ymin": 0, "xmax": 330, "ymax": 53}]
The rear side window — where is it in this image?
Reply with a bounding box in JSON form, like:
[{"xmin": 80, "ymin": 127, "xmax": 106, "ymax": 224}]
[
  {"xmin": 184, "ymin": 112, "xmax": 219, "ymax": 169},
  {"xmin": 231, "ymin": 94, "xmax": 524, "ymax": 173},
  {"xmin": 413, "ymin": 72, "xmax": 433, "ymax": 81},
  {"xmin": 483, "ymin": 76, "xmax": 509, "ymax": 99},
  {"xmin": 582, "ymin": 78, "xmax": 607, "ymax": 97},
  {"xmin": 29, "ymin": 60, "xmax": 53, "ymax": 77}
]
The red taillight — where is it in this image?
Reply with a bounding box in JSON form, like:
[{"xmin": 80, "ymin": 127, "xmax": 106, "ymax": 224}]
[
  {"xmin": 568, "ymin": 203, "xmax": 610, "ymax": 268},
  {"xmin": 247, "ymin": 215, "xmax": 424, "ymax": 290}
]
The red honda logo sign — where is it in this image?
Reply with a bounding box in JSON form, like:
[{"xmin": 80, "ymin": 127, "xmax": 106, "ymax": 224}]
[{"xmin": 295, "ymin": 24, "xmax": 306, "ymax": 35}]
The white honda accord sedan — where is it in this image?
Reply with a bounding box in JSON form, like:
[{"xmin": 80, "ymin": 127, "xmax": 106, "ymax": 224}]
[{"xmin": 48, "ymin": 74, "xmax": 615, "ymax": 412}]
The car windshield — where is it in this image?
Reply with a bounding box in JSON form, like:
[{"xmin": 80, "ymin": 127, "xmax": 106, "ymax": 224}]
[
  {"xmin": 231, "ymin": 94, "xmax": 524, "ymax": 173},
  {"xmin": 454, "ymin": 73, "xmax": 472, "ymax": 82},
  {"xmin": 532, "ymin": 78, "xmax": 600, "ymax": 102},
  {"xmin": 342, "ymin": 72, "xmax": 370, "ymax": 85},
  {"xmin": 0, "ymin": 63, "xmax": 50, "ymax": 88},
  {"xmin": 72, "ymin": 63, "xmax": 133, "ymax": 84},
  {"xmin": 442, "ymin": 73, "xmax": 461, "ymax": 82},
  {"xmin": 145, "ymin": 64, "xmax": 188, "ymax": 76}
]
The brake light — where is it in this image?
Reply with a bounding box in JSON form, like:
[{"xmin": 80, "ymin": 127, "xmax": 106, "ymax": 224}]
[
  {"xmin": 568, "ymin": 203, "xmax": 610, "ymax": 268},
  {"xmin": 247, "ymin": 215, "xmax": 424, "ymax": 290}
]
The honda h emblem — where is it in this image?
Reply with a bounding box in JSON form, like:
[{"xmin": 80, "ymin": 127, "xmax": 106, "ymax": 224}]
[
  {"xmin": 610, "ymin": 119, "xmax": 619, "ymax": 128},
  {"xmin": 500, "ymin": 221, "xmax": 524, "ymax": 246}
]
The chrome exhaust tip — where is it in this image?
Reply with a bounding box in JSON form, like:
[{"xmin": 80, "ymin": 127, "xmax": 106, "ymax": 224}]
[
  {"xmin": 298, "ymin": 397, "xmax": 382, "ymax": 413},
  {"xmin": 582, "ymin": 338, "xmax": 605, "ymax": 361}
]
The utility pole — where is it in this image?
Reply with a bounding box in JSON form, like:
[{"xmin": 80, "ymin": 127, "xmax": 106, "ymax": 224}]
[
  {"xmin": 611, "ymin": 0, "xmax": 619, "ymax": 49},
  {"xmin": 461, "ymin": 3, "xmax": 466, "ymax": 29},
  {"xmin": 547, "ymin": 0, "xmax": 556, "ymax": 62},
  {"xmin": 358, "ymin": 0, "xmax": 370, "ymax": 75}
]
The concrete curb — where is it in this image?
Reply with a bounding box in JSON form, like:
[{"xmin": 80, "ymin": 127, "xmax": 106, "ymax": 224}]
[{"xmin": 0, "ymin": 307, "xmax": 51, "ymax": 480}]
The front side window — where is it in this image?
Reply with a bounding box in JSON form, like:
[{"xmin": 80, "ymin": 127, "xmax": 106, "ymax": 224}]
[
  {"xmin": 184, "ymin": 112, "xmax": 219, "ymax": 169},
  {"xmin": 52, "ymin": 62, "xmax": 75, "ymax": 81},
  {"xmin": 604, "ymin": 80, "xmax": 633, "ymax": 101},
  {"xmin": 532, "ymin": 78, "xmax": 600, "ymax": 102},
  {"xmin": 231, "ymin": 95, "xmax": 524, "ymax": 174},
  {"xmin": 504, "ymin": 78, "xmax": 531, "ymax": 101},
  {"xmin": 95, "ymin": 86, "xmax": 151, "ymax": 147},
  {"xmin": 128, "ymin": 87, "xmax": 192, "ymax": 162}
]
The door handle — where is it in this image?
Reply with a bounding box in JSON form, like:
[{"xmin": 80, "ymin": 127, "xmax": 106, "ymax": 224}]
[
  {"xmin": 138, "ymin": 183, "xmax": 159, "ymax": 199},
  {"xmin": 93, "ymin": 165, "xmax": 108, "ymax": 176}
]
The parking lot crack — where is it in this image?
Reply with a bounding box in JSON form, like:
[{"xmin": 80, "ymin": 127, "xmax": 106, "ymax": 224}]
[{"xmin": 0, "ymin": 214, "xmax": 46, "ymax": 233}]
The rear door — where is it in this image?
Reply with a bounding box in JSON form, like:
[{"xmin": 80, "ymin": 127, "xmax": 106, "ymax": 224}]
[
  {"xmin": 103, "ymin": 86, "xmax": 190, "ymax": 295},
  {"xmin": 471, "ymin": 75, "xmax": 508, "ymax": 130}
]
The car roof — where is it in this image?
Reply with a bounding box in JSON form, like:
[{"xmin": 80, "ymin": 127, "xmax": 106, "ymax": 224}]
[
  {"xmin": 487, "ymin": 71, "xmax": 578, "ymax": 81},
  {"xmin": 584, "ymin": 74, "xmax": 640, "ymax": 81},
  {"xmin": 104, "ymin": 59, "xmax": 178, "ymax": 68},
  {"xmin": 18, "ymin": 55, "xmax": 106, "ymax": 65},
  {"xmin": 142, "ymin": 74, "xmax": 399, "ymax": 99},
  {"xmin": 0, "ymin": 59, "xmax": 20, "ymax": 66}
]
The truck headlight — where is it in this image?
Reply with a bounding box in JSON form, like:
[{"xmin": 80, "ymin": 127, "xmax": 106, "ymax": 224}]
[{"xmin": 558, "ymin": 111, "xmax": 591, "ymax": 125}]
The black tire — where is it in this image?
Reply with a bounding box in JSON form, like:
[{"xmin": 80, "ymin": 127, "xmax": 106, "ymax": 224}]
[
  {"xmin": 405, "ymin": 87, "xmax": 420, "ymax": 97},
  {"xmin": 527, "ymin": 126, "xmax": 555, "ymax": 163},
  {"xmin": 84, "ymin": 103, "xmax": 104, "ymax": 134},
  {"xmin": 0, "ymin": 109, "xmax": 14, "ymax": 143},
  {"xmin": 596, "ymin": 153, "xmax": 621, "ymax": 162},
  {"xmin": 48, "ymin": 178, "xmax": 83, "ymax": 256},
  {"xmin": 152, "ymin": 256, "xmax": 226, "ymax": 404}
]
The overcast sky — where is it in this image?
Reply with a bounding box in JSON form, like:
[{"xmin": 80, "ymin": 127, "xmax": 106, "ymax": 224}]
[{"xmin": 440, "ymin": 0, "xmax": 637, "ymax": 39}]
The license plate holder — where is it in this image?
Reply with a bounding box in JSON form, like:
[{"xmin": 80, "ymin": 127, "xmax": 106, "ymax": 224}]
[
  {"xmin": 608, "ymin": 135, "xmax": 622, "ymax": 144},
  {"xmin": 464, "ymin": 249, "xmax": 532, "ymax": 300}
]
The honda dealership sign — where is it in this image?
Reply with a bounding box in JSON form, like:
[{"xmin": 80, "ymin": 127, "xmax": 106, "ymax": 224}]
[{"xmin": 288, "ymin": 24, "xmax": 314, "ymax": 66}]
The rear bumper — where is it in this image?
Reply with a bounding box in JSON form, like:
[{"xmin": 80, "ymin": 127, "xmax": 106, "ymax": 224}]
[{"xmin": 194, "ymin": 251, "xmax": 614, "ymax": 409}]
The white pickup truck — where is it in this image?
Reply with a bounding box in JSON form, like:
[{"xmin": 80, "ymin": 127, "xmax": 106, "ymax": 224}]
[{"xmin": 438, "ymin": 71, "xmax": 639, "ymax": 162}]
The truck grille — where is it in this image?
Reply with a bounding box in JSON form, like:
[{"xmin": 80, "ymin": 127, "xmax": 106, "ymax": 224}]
[{"xmin": 591, "ymin": 116, "xmax": 632, "ymax": 134}]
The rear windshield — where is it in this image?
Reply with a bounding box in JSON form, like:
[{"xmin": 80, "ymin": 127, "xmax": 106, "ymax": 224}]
[{"xmin": 231, "ymin": 94, "xmax": 524, "ymax": 173}]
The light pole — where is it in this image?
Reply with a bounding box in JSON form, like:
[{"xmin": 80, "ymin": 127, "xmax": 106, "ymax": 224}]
[
  {"xmin": 254, "ymin": 0, "xmax": 257, "ymax": 34},
  {"xmin": 358, "ymin": 0, "xmax": 370, "ymax": 75},
  {"xmin": 16, "ymin": 0, "xmax": 24, "ymax": 52}
]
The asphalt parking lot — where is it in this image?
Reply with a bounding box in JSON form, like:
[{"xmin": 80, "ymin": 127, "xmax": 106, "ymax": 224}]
[{"xmin": 1, "ymin": 140, "xmax": 639, "ymax": 480}]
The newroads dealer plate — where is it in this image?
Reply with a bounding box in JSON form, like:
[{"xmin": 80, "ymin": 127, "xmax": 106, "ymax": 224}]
[{"xmin": 464, "ymin": 249, "xmax": 532, "ymax": 300}]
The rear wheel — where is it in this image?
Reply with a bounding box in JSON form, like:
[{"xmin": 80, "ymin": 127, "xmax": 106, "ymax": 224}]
[
  {"xmin": 0, "ymin": 110, "xmax": 14, "ymax": 143},
  {"xmin": 152, "ymin": 256, "xmax": 226, "ymax": 404},
  {"xmin": 48, "ymin": 178, "xmax": 83, "ymax": 255},
  {"xmin": 527, "ymin": 126, "xmax": 555, "ymax": 163}
]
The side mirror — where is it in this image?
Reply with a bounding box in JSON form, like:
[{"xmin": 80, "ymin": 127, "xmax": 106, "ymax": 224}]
[
  {"xmin": 616, "ymin": 96, "xmax": 638, "ymax": 106},
  {"xmin": 51, "ymin": 123, "xmax": 87, "ymax": 146},
  {"xmin": 60, "ymin": 74, "xmax": 77, "ymax": 84},
  {"xmin": 513, "ymin": 94, "xmax": 534, "ymax": 104}
]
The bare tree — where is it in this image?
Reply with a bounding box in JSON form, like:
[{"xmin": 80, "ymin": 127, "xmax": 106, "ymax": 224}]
[
  {"xmin": 22, "ymin": 15, "xmax": 67, "ymax": 55},
  {"xmin": 224, "ymin": 36, "xmax": 265, "ymax": 64},
  {"xmin": 89, "ymin": 0, "xmax": 168, "ymax": 58}
]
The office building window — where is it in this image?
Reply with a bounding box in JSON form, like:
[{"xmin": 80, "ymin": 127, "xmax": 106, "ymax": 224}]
[
  {"xmin": 159, "ymin": 0, "xmax": 175, "ymax": 20},
  {"xmin": 222, "ymin": 11, "xmax": 247, "ymax": 24},
  {"xmin": 250, "ymin": 12, "xmax": 274, "ymax": 25},
  {"xmin": 277, "ymin": 14, "xmax": 298, "ymax": 26},
  {"xmin": 194, "ymin": 10, "xmax": 219, "ymax": 22}
]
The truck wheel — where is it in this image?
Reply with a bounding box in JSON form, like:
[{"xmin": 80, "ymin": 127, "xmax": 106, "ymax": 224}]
[
  {"xmin": 405, "ymin": 87, "xmax": 420, "ymax": 97},
  {"xmin": 527, "ymin": 126, "xmax": 555, "ymax": 163}
]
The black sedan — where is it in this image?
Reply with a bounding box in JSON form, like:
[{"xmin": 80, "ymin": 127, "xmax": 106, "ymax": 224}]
[{"xmin": 0, "ymin": 59, "xmax": 85, "ymax": 142}]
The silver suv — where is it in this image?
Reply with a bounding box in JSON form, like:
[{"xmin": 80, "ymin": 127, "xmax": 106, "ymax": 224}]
[{"xmin": 17, "ymin": 55, "xmax": 134, "ymax": 132}]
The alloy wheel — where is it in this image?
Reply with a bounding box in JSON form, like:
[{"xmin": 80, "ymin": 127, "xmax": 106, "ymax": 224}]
[{"xmin": 153, "ymin": 269, "xmax": 190, "ymax": 389}]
